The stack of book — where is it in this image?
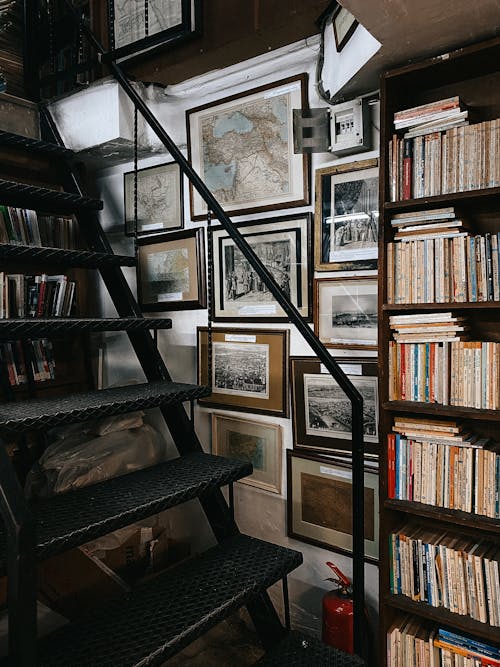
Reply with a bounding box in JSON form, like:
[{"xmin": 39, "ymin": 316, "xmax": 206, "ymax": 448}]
[
  {"xmin": 388, "ymin": 620, "xmax": 500, "ymax": 666},
  {"xmin": 0, "ymin": 339, "xmax": 55, "ymax": 385},
  {"xmin": 389, "ymin": 97, "xmax": 500, "ymax": 201},
  {"xmin": 390, "ymin": 526, "xmax": 500, "ymax": 625},
  {"xmin": 387, "ymin": 417, "xmax": 499, "ymax": 518},
  {"xmin": 0, "ymin": 206, "xmax": 78, "ymax": 249},
  {"xmin": 0, "ymin": 273, "xmax": 76, "ymax": 318},
  {"xmin": 386, "ymin": 208, "xmax": 500, "ymax": 304}
]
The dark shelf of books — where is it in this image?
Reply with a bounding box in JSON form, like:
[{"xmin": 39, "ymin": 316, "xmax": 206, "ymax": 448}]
[
  {"xmin": 384, "ymin": 499, "xmax": 500, "ymax": 534},
  {"xmin": 383, "ymin": 302, "xmax": 500, "ymax": 311},
  {"xmin": 383, "ymin": 401, "xmax": 500, "ymax": 421},
  {"xmin": 384, "ymin": 186, "xmax": 500, "ymax": 213}
]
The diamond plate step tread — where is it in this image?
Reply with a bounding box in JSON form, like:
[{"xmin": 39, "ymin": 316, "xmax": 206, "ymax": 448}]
[
  {"xmin": 0, "ymin": 243, "xmax": 135, "ymax": 267},
  {"xmin": 0, "ymin": 452, "xmax": 253, "ymax": 571},
  {"xmin": 253, "ymin": 631, "xmax": 365, "ymax": 666},
  {"xmin": 0, "ymin": 178, "xmax": 103, "ymax": 212},
  {"xmin": 0, "ymin": 318, "xmax": 172, "ymax": 337},
  {"xmin": 0, "ymin": 380, "xmax": 210, "ymax": 434},
  {"xmin": 36, "ymin": 534, "xmax": 303, "ymax": 667},
  {"xmin": 0, "ymin": 130, "xmax": 75, "ymax": 158}
]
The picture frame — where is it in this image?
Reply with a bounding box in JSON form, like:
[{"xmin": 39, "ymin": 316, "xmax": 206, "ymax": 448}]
[
  {"xmin": 187, "ymin": 74, "xmax": 310, "ymax": 220},
  {"xmin": 136, "ymin": 228, "xmax": 206, "ymax": 311},
  {"xmin": 287, "ymin": 450, "xmax": 379, "ymax": 563},
  {"xmin": 124, "ymin": 161, "xmax": 183, "ymax": 236},
  {"xmin": 314, "ymin": 159, "xmax": 378, "ymax": 271},
  {"xmin": 290, "ymin": 356, "xmax": 379, "ymax": 458},
  {"xmin": 332, "ymin": 5, "xmax": 359, "ymax": 52},
  {"xmin": 197, "ymin": 327, "xmax": 289, "ymax": 417},
  {"xmin": 212, "ymin": 413, "xmax": 282, "ymax": 494},
  {"xmin": 211, "ymin": 214, "xmax": 312, "ymax": 322},
  {"xmin": 314, "ymin": 276, "xmax": 378, "ymax": 349}
]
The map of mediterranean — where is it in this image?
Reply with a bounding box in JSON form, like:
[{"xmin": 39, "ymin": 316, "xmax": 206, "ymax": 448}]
[{"xmin": 200, "ymin": 94, "xmax": 292, "ymax": 207}]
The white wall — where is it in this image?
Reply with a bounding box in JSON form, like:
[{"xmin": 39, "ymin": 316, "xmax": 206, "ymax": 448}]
[{"xmin": 89, "ymin": 36, "xmax": 381, "ymax": 639}]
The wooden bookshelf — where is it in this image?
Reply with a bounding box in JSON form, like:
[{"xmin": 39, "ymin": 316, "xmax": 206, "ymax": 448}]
[{"xmin": 379, "ymin": 36, "xmax": 500, "ymax": 666}]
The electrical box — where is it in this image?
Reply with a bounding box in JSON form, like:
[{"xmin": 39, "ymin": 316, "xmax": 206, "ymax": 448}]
[{"xmin": 329, "ymin": 97, "xmax": 371, "ymax": 156}]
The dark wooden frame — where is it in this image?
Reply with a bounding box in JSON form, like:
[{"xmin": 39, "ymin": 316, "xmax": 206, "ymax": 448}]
[
  {"xmin": 313, "ymin": 275, "xmax": 378, "ymax": 350},
  {"xmin": 197, "ymin": 326, "xmax": 289, "ymax": 417},
  {"xmin": 332, "ymin": 5, "xmax": 358, "ymax": 52},
  {"xmin": 136, "ymin": 227, "xmax": 206, "ymax": 311},
  {"xmin": 286, "ymin": 449, "xmax": 379, "ymax": 563},
  {"xmin": 186, "ymin": 74, "xmax": 310, "ymax": 220},
  {"xmin": 124, "ymin": 161, "xmax": 183, "ymax": 237},
  {"xmin": 210, "ymin": 213, "xmax": 313, "ymax": 323},
  {"xmin": 290, "ymin": 356, "xmax": 379, "ymax": 458}
]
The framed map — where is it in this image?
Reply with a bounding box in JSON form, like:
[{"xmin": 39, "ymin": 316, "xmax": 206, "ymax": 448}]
[
  {"xmin": 186, "ymin": 75, "xmax": 310, "ymax": 219},
  {"xmin": 114, "ymin": 0, "xmax": 184, "ymax": 49}
]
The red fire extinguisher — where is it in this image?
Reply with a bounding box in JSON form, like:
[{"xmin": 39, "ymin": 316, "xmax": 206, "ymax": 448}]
[{"xmin": 322, "ymin": 561, "xmax": 355, "ymax": 655}]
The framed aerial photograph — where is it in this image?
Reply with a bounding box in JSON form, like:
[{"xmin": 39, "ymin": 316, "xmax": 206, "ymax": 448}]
[
  {"xmin": 287, "ymin": 450, "xmax": 379, "ymax": 562},
  {"xmin": 290, "ymin": 356, "xmax": 379, "ymax": 458},
  {"xmin": 314, "ymin": 276, "xmax": 378, "ymax": 349},
  {"xmin": 187, "ymin": 74, "xmax": 310, "ymax": 220},
  {"xmin": 136, "ymin": 228, "xmax": 206, "ymax": 311},
  {"xmin": 197, "ymin": 327, "xmax": 289, "ymax": 417},
  {"xmin": 124, "ymin": 161, "xmax": 183, "ymax": 236},
  {"xmin": 314, "ymin": 159, "xmax": 378, "ymax": 271},
  {"xmin": 212, "ymin": 413, "xmax": 282, "ymax": 494},
  {"xmin": 211, "ymin": 214, "xmax": 312, "ymax": 322}
]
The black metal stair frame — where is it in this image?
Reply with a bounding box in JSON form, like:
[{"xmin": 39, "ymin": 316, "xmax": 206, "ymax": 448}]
[{"xmin": 0, "ymin": 243, "xmax": 135, "ymax": 267}]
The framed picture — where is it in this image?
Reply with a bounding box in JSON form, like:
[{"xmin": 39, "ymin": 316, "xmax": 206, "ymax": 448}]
[
  {"xmin": 136, "ymin": 228, "xmax": 206, "ymax": 311},
  {"xmin": 332, "ymin": 5, "xmax": 358, "ymax": 52},
  {"xmin": 290, "ymin": 356, "xmax": 379, "ymax": 458},
  {"xmin": 197, "ymin": 327, "xmax": 289, "ymax": 417},
  {"xmin": 124, "ymin": 161, "xmax": 183, "ymax": 236},
  {"xmin": 314, "ymin": 159, "xmax": 378, "ymax": 271},
  {"xmin": 287, "ymin": 450, "xmax": 379, "ymax": 562},
  {"xmin": 212, "ymin": 413, "xmax": 282, "ymax": 494},
  {"xmin": 211, "ymin": 214, "xmax": 312, "ymax": 322},
  {"xmin": 314, "ymin": 276, "xmax": 378, "ymax": 349},
  {"xmin": 187, "ymin": 74, "xmax": 310, "ymax": 220}
]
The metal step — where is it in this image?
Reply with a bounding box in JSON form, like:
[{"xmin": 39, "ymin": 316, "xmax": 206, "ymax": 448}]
[
  {"xmin": 0, "ymin": 452, "xmax": 252, "ymax": 572},
  {"xmin": 0, "ymin": 243, "xmax": 135, "ymax": 267},
  {"xmin": 0, "ymin": 380, "xmax": 210, "ymax": 434},
  {"xmin": 36, "ymin": 534, "xmax": 302, "ymax": 667},
  {"xmin": 0, "ymin": 317, "xmax": 172, "ymax": 338},
  {"xmin": 0, "ymin": 130, "xmax": 74, "ymax": 158},
  {"xmin": 0, "ymin": 178, "xmax": 103, "ymax": 212},
  {"xmin": 253, "ymin": 632, "xmax": 365, "ymax": 666}
]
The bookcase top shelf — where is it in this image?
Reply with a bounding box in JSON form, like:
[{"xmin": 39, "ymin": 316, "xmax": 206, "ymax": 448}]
[
  {"xmin": 383, "ymin": 302, "xmax": 500, "ymax": 311},
  {"xmin": 384, "ymin": 499, "xmax": 500, "ymax": 534},
  {"xmin": 383, "ymin": 401, "xmax": 500, "ymax": 421},
  {"xmin": 384, "ymin": 186, "xmax": 500, "ymax": 213}
]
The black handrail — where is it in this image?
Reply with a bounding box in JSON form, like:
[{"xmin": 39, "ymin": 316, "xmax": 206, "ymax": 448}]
[{"xmin": 61, "ymin": 1, "xmax": 367, "ymax": 658}]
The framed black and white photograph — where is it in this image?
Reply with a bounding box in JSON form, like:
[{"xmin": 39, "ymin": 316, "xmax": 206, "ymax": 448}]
[
  {"xmin": 211, "ymin": 214, "xmax": 312, "ymax": 322},
  {"xmin": 291, "ymin": 356, "xmax": 379, "ymax": 457},
  {"xmin": 187, "ymin": 75, "xmax": 310, "ymax": 219},
  {"xmin": 314, "ymin": 159, "xmax": 378, "ymax": 271},
  {"xmin": 212, "ymin": 414, "xmax": 282, "ymax": 494},
  {"xmin": 314, "ymin": 276, "xmax": 378, "ymax": 349},
  {"xmin": 287, "ymin": 450, "xmax": 379, "ymax": 562},
  {"xmin": 197, "ymin": 327, "xmax": 289, "ymax": 417},
  {"xmin": 124, "ymin": 161, "xmax": 183, "ymax": 236},
  {"xmin": 137, "ymin": 228, "xmax": 206, "ymax": 311}
]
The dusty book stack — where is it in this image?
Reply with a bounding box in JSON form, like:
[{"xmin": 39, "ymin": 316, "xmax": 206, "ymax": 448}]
[
  {"xmin": 0, "ymin": 338, "xmax": 55, "ymax": 385},
  {"xmin": 0, "ymin": 272, "xmax": 76, "ymax": 318},
  {"xmin": 0, "ymin": 206, "xmax": 79, "ymax": 248}
]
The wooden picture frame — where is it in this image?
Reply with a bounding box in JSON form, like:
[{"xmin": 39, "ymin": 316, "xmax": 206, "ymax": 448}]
[
  {"xmin": 290, "ymin": 356, "xmax": 379, "ymax": 458},
  {"xmin": 211, "ymin": 214, "xmax": 312, "ymax": 322},
  {"xmin": 332, "ymin": 5, "xmax": 358, "ymax": 52},
  {"xmin": 124, "ymin": 161, "xmax": 183, "ymax": 237},
  {"xmin": 314, "ymin": 276, "xmax": 378, "ymax": 349},
  {"xmin": 287, "ymin": 450, "xmax": 379, "ymax": 563},
  {"xmin": 314, "ymin": 159, "xmax": 378, "ymax": 271},
  {"xmin": 186, "ymin": 74, "xmax": 310, "ymax": 220},
  {"xmin": 136, "ymin": 228, "xmax": 206, "ymax": 311},
  {"xmin": 212, "ymin": 413, "xmax": 282, "ymax": 494},
  {"xmin": 197, "ymin": 327, "xmax": 289, "ymax": 417}
]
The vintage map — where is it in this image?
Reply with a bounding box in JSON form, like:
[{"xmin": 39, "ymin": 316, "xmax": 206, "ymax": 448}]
[
  {"xmin": 125, "ymin": 164, "xmax": 181, "ymax": 233},
  {"xmin": 114, "ymin": 0, "xmax": 182, "ymax": 47}
]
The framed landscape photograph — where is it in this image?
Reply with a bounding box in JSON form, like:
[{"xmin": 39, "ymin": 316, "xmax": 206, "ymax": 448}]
[
  {"xmin": 287, "ymin": 450, "xmax": 379, "ymax": 562},
  {"xmin": 211, "ymin": 214, "xmax": 312, "ymax": 322},
  {"xmin": 187, "ymin": 74, "xmax": 310, "ymax": 219},
  {"xmin": 124, "ymin": 161, "xmax": 183, "ymax": 236},
  {"xmin": 314, "ymin": 276, "xmax": 378, "ymax": 349},
  {"xmin": 212, "ymin": 414, "xmax": 282, "ymax": 494},
  {"xmin": 290, "ymin": 356, "xmax": 379, "ymax": 458},
  {"xmin": 137, "ymin": 228, "xmax": 206, "ymax": 311},
  {"xmin": 197, "ymin": 327, "xmax": 289, "ymax": 417},
  {"xmin": 314, "ymin": 159, "xmax": 378, "ymax": 271}
]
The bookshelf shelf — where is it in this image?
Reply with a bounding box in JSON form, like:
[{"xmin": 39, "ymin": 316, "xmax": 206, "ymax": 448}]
[
  {"xmin": 384, "ymin": 595, "xmax": 500, "ymax": 645},
  {"xmin": 384, "ymin": 499, "xmax": 500, "ymax": 534},
  {"xmin": 384, "ymin": 186, "xmax": 500, "ymax": 213},
  {"xmin": 383, "ymin": 401, "xmax": 500, "ymax": 421},
  {"xmin": 383, "ymin": 302, "xmax": 500, "ymax": 311}
]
